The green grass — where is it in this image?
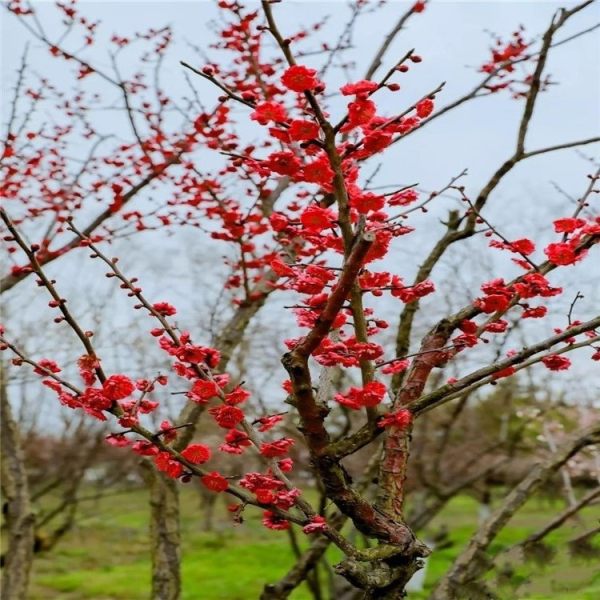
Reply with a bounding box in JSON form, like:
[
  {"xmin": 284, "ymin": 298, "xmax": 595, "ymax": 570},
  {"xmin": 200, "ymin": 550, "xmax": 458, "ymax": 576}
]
[{"xmin": 27, "ymin": 487, "xmax": 599, "ymax": 599}]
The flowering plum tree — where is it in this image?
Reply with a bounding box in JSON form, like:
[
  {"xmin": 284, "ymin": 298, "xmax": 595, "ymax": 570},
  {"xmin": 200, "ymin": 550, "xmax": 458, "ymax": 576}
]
[{"xmin": 1, "ymin": 0, "xmax": 599, "ymax": 599}]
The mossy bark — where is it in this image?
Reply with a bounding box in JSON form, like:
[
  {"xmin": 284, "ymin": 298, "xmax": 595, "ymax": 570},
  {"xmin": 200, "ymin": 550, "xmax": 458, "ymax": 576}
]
[{"xmin": 1, "ymin": 368, "xmax": 36, "ymax": 600}]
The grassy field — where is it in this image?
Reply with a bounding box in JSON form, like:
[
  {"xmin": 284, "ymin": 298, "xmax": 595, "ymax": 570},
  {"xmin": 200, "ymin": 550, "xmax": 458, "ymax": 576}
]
[{"xmin": 27, "ymin": 486, "xmax": 600, "ymax": 599}]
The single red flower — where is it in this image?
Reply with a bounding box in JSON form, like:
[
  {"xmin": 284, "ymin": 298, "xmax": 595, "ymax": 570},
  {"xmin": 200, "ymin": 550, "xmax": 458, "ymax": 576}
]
[
  {"xmin": 105, "ymin": 434, "xmax": 130, "ymax": 447},
  {"xmin": 365, "ymin": 229, "xmax": 393, "ymax": 263},
  {"xmin": 416, "ymin": 98, "xmax": 434, "ymax": 118},
  {"xmin": 491, "ymin": 365, "xmax": 516, "ymax": 380},
  {"xmin": 256, "ymin": 488, "xmax": 275, "ymax": 504},
  {"xmin": 154, "ymin": 451, "xmax": 184, "ymax": 478},
  {"xmin": 510, "ymin": 238, "xmax": 535, "ymax": 255},
  {"xmin": 475, "ymin": 293, "xmax": 511, "ymax": 314},
  {"xmin": 225, "ymin": 387, "xmax": 250, "ymax": 405},
  {"xmin": 544, "ymin": 242, "xmax": 578, "ymax": 266},
  {"xmin": 259, "ymin": 437, "xmax": 294, "ymax": 458},
  {"xmin": 388, "ymin": 189, "xmax": 419, "ymax": 207},
  {"xmin": 300, "ymin": 205, "xmax": 336, "ymax": 232},
  {"xmin": 459, "ymin": 320, "xmax": 478, "ymax": 334},
  {"xmin": 391, "ymin": 279, "xmax": 435, "ymax": 303},
  {"xmin": 256, "ymin": 414, "xmax": 284, "ymax": 432},
  {"xmin": 378, "ymin": 409, "xmax": 412, "ymax": 429},
  {"xmin": 219, "ymin": 429, "xmax": 251, "ymax": 454},
  {"xmin": 152, "ymin": 302, "xmax": 177, "ymax": 316},
  {"xmin": 288, "ymin": 119, "xmax": 320, "ymax": 141},
  {"xmin": 490, "ymin": 238, "xmax": 535, "ymax": 255},
  {"xmin": 357, "ymin": 131, "xmax": 392, "ymax": 158},
  {"xmin": 159, "ymin": 420, "xmax": 179, "ymax": 443},
  {"xmin": 380, "ymin": 359, "xmax": 410, "ymax": 375},
  {"xmin": 301, "ymin": 156, "xmax": 335, "ymax": 186},
  {"xmin": 251, "ymin": 101, "xmax": 288, "ymax": 125},
  {"xmin": 175, "ymin": 344, "xmax": 221, "ymax": 367},
  {"xmin": 80, "ymin": 387, "xmax": 113, "ymax": 413},
  {"xmin": 273, "ymin": 489, "xmax": 300, "ymax": 510},
  {"xmin": 302, "ymin": 515, "xmax": 328, "ymax": 534},
  {"xmin": 102, "ymin": 374, "xmax": 135, "ymax": 401},
  {"xmin": 340, "ymin": 80, "xmax": 379, "ymax": 96},
  {"xmin": 522, "ymin": 306, "xmax": 547, "ymax": 318},
  {"xmin": 187, "ymin": 379, "xmax": 220, "ymax": 403},
  {"xmin": 270, "ymin": 258, "xmax": 296, "ymax": 278},
  {"xmin": 209, "ymin": 405, "xmax": 244, "ymax": 429},
  {"xmin": 201, "ymin": 471, "xmax": 229, "ymax": 492},
  {"xmin": 351, "ymin": 192, "xmax": 385, "ymax": 214},
  {"xmin": 347, "ymin": 98, "xmax": 376, "ymax": 127},
  {"xmin": 281, "ymin": 65, "xmax": 319, "ymax": 92},
  {"xmin": 34, "ymin": 359, "xmax": 61, "ymax": 375},
  {"xmin": 542, "ymin": 354, "xmax": 571, "ymax": 371},
  {"xmin": 453, "ymin": 333, "xmax": 478, "ymax": 349},
  {"xmin": 553, "ymin": 218, "xmax": 585, "ymax": 233},
  {"xmin": 335, "ymin": 381, "xmax": 387, "ymax": 410},
  {"xmin": 485, "ymin": 320, "xmax": 508, "ymax": 333},
  {"xmin": 278, "ymin": 458, "xmax": 294, "ymax": 472},
  {"xmin": 262, "ymin": 510, "xmax": 290, "ymax": 530},
  {"xmin": 265, "ymin": 151, "xmax": 302, "ymax": 176},
  {"xmin": 268, "ymin": 127, "xmax": 290, "ymax": 143},
  {"xmin": 181, "ymin": 443, "xmax": 211, "ymax": 464},
  {"xmin": 269, "ymin": 213, "xmax": 289, "ymax": 232},
  {"xmin": 132, "ymin": 441, "xmax": 160, "ymax": 456},
  {"xmin": 239, "ymin": 472, "xmax": 285, "ymax": 493}
]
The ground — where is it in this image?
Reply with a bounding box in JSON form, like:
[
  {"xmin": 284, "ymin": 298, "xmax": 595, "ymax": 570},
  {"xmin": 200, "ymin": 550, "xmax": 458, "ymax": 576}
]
[{"xmin": 26, "ymin": 486, "xmax": 600, "ymax": 599}]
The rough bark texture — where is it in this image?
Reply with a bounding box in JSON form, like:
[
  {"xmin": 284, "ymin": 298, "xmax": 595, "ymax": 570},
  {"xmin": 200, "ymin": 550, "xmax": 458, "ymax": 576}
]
[
  {"xmin": 280, "ymin": 232, "xmax": 429, "ymax": 597},
  {"xmin": 143, "ymin": 466, "xmax": 181, "ymax": 600},
  {"xmin": 1, "ymin": 367, "xmax": 36, "ymax": 600},
  {"xmin": 377, "ymin": 325, "xmax": 452, "ymax": 518}
]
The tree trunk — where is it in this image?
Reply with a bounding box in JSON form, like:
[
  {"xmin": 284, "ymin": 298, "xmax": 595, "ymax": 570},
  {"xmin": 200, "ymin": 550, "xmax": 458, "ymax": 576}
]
[
  {"xmin": 198, "ymin": 487, "xmax": 217, "ymax": 533},
  {"xmin": 143, "ymin": 466, "xmax": 181, "ymax": 600},
  {"xmin": 1, "ymin": 366, "xmax": 36, "ymax": 600}
]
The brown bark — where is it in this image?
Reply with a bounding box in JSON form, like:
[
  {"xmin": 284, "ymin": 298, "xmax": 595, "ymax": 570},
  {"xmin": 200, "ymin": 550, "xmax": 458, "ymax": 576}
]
[
  {"xmin": 142, "ymin": 465, "xmax": 181, "ymax": 600},
  {"xmin": 280, "ymin": 232, "xmax": 428, "ymax": 596},
  {"xmin": 34, "ymin": 446, "xmax": 97, "ymax": 553},
  {"xmin": 261, "ymin": 535, "xmax": 334, "ymax": 600},
  {"xmin": 377, "ymin": 325, "xmax": 451, "ymax": 518},
  {"xmin": 1, "ymin": 365, "xmax": 36, "ymax": 600}
]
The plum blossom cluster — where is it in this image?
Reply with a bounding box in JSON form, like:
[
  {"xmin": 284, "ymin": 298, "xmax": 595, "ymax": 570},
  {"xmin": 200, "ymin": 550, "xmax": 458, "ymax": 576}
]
[
  {"xmin": 2, "ymin": 0, "xmax": 599, "ymax": 548},
  {"xmin": 478, "ymin": 27, "xmax": 553, "ymax": 98}
]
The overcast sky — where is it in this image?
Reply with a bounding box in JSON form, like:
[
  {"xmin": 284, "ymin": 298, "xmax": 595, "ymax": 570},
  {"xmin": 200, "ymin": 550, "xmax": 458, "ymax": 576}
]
[{"xmin": 2, "ymin": 1, "xmax": 599, "ymax": 424}]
